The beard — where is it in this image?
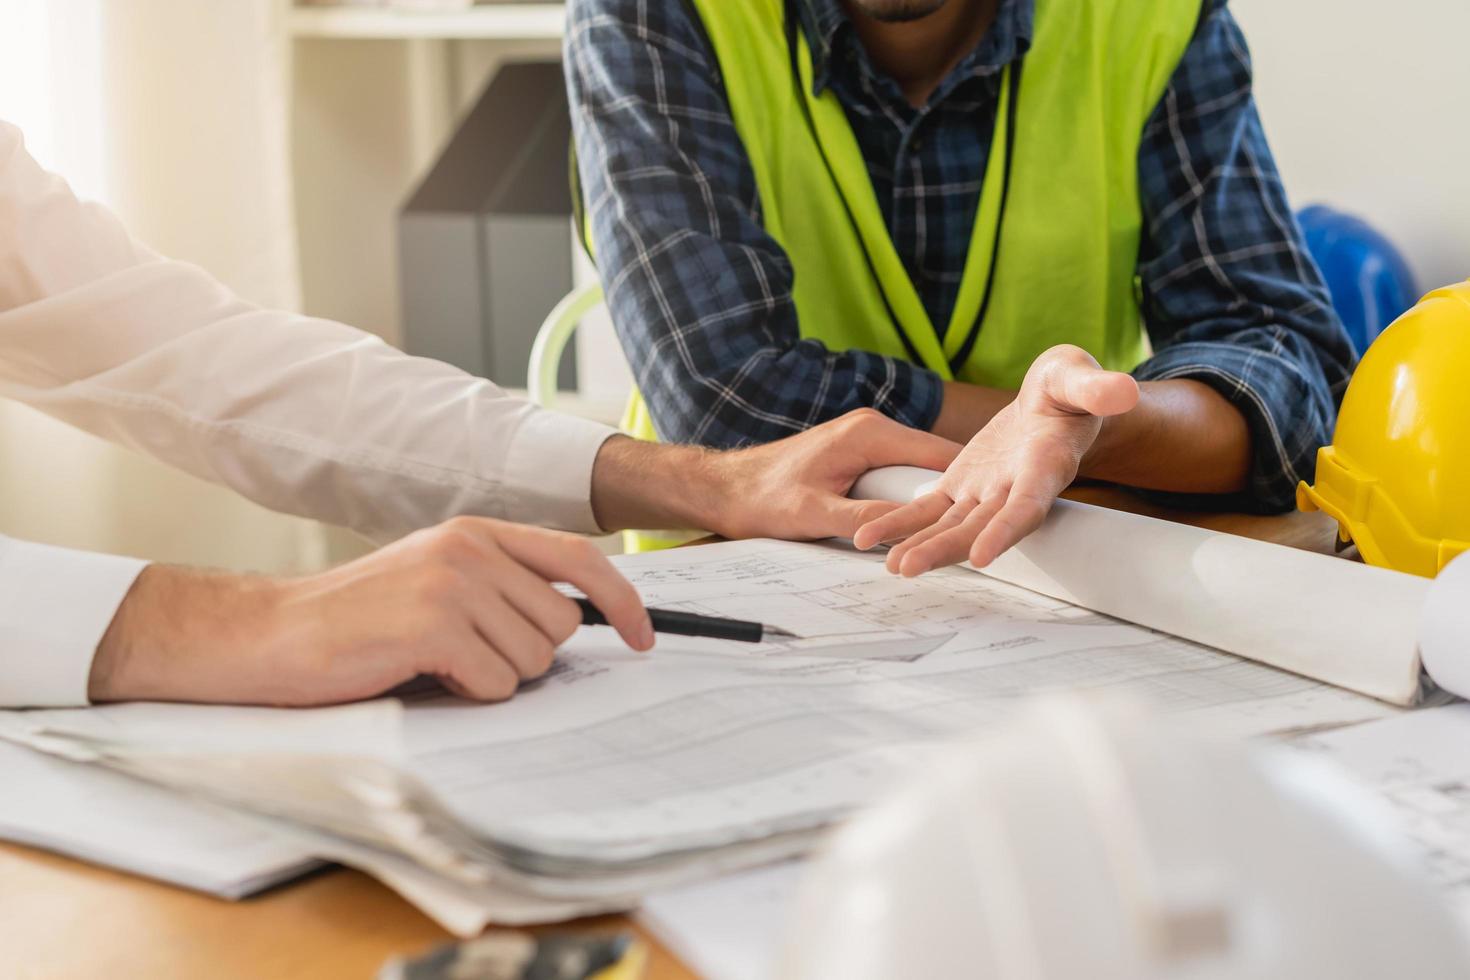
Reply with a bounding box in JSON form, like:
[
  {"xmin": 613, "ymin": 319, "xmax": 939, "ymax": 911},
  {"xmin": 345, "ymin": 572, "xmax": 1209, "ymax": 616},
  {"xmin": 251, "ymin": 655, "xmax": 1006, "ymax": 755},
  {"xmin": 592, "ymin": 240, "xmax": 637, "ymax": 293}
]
[{"xmin": 850, "ymin": 0, "xmax": 950, "ymax": 23}]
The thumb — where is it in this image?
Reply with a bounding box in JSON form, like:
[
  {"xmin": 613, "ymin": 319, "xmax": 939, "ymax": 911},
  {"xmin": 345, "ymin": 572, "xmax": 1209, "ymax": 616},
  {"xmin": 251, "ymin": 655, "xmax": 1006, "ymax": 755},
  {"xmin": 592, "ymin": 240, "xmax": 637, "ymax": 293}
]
[
  {"xmin": 811, "ymin": 496, "xmax": 903, "ymax": 542},
  {"xmin": 1047, "ymin": 358, "xmax": 1139, "ymax": 417},
  {"xmin": 857, "ymin": 417, "xmax": 964, "ymax": 473}
]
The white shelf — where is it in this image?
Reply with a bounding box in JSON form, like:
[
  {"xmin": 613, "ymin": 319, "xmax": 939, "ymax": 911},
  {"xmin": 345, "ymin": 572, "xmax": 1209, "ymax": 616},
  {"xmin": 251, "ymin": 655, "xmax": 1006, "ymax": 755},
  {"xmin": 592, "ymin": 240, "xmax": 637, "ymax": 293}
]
[{"xmin": 289, "ymin": 4, "xmax": 565, "ymax": 41}]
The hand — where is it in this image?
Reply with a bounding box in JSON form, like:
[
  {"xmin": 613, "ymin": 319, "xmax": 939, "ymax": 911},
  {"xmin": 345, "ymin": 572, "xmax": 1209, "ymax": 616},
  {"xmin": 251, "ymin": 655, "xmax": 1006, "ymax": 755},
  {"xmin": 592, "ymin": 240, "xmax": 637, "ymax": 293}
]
[
  {"xmin": 705, "ymin": 409, "xmax": 964, "ymax": 541},
  {"xmin": 88, "ymin": 518, "xmax": 654, "ymax": 706},
  {"xmin": 854, "ymin": 346, "xmax": 1139, "ymax": 576},
  {"xmin": 590, "ymin": 409, "xmax": 962, "ymax": 541}
]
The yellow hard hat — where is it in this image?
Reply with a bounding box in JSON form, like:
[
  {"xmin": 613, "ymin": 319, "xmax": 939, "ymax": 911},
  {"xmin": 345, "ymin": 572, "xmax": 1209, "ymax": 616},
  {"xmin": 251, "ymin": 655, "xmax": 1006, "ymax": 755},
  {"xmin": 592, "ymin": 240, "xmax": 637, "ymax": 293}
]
[{"xmin": 1298, "ymin": 280, "xmax": 1470, "ymax": 578}]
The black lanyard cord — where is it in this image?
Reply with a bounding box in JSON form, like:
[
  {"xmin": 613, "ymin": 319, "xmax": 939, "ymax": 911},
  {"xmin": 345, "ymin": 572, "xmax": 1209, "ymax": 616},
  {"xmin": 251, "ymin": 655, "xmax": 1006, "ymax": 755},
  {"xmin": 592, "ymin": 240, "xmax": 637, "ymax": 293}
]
[
  {"xmin": 783, "ymin": 1, "xmax": 1023, "ymax": 378},
  {"xmin": 785, "ymin": 2, "xmax": 926, "ymax": 367},
  {"xmin": 946, "ymin": 58, "xmax": 1022, "ymax": 374}
]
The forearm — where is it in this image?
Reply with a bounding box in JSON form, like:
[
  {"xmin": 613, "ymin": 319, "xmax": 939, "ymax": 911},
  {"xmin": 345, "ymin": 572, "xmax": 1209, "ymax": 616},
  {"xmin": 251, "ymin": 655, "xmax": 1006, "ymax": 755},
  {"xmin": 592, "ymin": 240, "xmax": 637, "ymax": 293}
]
[
  {"xmin": 933, "ymin": 381, "xmax": 1016, "ymax": 442},
  {"xmin": 0, "ymin": 122, "xmax": 612, "ymax": 540},
  {"xmin": 1083, "ymin": 379, "xmax": 1251, "ymax": 495},
  {"xmin": 1130, "ymin": 7, "xmax": 1349, "ymax": 508}
]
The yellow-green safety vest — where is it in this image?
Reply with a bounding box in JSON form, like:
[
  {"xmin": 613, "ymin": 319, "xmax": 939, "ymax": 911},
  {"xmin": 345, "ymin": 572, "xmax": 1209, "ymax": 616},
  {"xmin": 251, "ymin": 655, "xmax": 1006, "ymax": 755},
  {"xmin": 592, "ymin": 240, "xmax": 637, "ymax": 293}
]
[{"xmin": 599, "ymin": 0, "xmax": 1202, "ymax": 550}]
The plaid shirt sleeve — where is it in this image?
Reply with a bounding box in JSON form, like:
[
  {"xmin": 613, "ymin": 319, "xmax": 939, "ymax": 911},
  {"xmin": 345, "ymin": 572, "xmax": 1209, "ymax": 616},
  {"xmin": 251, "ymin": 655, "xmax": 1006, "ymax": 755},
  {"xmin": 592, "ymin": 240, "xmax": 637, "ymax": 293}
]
[
  {"xmin": 1133, "ymin": 1, "xmax": 1355, "ymax": 512},
  {"xmin": 564, "ymin": 0, "xmax": 945, "ymax": 448}
]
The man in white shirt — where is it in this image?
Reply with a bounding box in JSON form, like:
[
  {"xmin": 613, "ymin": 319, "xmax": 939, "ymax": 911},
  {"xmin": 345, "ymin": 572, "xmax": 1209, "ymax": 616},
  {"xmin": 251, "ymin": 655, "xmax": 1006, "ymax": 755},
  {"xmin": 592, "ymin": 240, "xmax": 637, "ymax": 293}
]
[{"xmin": 0, "ymin": 121, "xmax": 959, "ymax": 710}]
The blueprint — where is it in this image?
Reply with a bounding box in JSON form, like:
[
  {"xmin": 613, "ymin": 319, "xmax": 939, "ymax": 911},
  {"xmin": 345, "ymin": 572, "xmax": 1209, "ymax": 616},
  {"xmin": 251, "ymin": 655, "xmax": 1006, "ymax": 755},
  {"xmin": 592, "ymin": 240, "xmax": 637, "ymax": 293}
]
[
  {"xmin": 1298, "ymin": 704, "xmax": 1470, "ymax": 926},
  {"xmin": 405, "ymin": 539, "xmax": 1400, "ymax": 864},
  {"xmin": 0, "ymin": 538, "xmax": 1417, "ymax": 930}
]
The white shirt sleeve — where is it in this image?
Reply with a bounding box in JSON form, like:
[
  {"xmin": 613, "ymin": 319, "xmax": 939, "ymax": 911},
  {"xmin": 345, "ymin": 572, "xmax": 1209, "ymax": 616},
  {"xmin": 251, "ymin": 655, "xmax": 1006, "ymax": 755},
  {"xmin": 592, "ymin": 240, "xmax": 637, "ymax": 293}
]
[
  {"xmin": 0, "ymin": 537, "xmax": 147, "ymax": 707},
  {"xmin": 0, "ymin": 120, "xmax": 619, "ymax": 707}
]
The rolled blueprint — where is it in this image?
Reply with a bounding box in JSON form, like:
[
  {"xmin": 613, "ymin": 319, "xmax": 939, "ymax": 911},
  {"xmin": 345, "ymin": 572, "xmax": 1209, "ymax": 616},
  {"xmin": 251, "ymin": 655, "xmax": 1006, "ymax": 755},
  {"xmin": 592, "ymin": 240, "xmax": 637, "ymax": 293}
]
[{"xmin": 851, "ymin": 467, "xmax": 1431, "ymax": 706}]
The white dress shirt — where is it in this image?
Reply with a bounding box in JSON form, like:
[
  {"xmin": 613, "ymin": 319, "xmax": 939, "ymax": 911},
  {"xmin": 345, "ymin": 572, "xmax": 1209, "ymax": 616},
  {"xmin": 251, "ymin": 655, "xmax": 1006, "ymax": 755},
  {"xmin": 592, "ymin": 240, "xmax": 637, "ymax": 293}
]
[{"xmin": 0, "ymin": 121, "xmax": 617, "ymax": 708}]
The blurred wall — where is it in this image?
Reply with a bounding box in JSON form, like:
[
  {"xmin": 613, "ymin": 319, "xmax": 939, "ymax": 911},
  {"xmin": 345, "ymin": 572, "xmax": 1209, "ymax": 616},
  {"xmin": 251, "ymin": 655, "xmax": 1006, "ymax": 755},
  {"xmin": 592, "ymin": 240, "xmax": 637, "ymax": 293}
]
[
  {"xmin": 291, "ymin": 38, "xmax": 558, "ymax": 349},
  {"xmin": 290, "ymin": 37, "xmax": 635, "ymax": 406},
  {"xmin": 1234, "ymin": 0, "xmax": 1470, "ymax": 290}
]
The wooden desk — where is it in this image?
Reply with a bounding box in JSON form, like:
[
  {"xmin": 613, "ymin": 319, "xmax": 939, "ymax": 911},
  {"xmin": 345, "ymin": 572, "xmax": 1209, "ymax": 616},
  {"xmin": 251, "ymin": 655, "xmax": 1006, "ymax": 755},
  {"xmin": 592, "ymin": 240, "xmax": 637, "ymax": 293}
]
[
  {"xmin": 0, "ymin": 841, "xmax": 692, "ymax": 980},
  {"xmin": 0, "ymin": 492, "xmax": 1347, "ymax": 980}
]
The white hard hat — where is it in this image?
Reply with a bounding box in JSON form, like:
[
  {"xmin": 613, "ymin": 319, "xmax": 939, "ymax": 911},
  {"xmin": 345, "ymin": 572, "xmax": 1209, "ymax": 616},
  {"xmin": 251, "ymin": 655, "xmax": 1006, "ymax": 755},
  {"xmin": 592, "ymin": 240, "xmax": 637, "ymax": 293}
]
[{"xmin": 780, "ymin": 696, "xmax": 1468, "ymax": 980}]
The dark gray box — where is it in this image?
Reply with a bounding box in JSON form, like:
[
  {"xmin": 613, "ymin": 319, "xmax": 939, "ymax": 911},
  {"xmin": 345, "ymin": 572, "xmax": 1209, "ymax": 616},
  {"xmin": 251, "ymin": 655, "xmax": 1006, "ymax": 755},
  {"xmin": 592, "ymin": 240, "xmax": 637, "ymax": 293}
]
[{"xmin": 399, "ymin": 61, "xmax": 576, "ymax": 389}]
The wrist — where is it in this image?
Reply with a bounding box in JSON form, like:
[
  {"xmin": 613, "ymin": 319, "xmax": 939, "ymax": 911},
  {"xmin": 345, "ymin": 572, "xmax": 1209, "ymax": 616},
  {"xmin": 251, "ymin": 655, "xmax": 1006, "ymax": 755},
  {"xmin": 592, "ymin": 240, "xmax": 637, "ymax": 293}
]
[
  {"xmin": 1080, "ymin": 404, "xmax": 1143, "ymax": 479},
  {"xmin": 681, "ymin": 449, "xmax": 742, "ymax": 538},
  {"xmin": 590, "ymin": 436, "xmax": 728, "ymax": 534},
  {"xmin": 1078, "ymin": 379, "xmax": 1251, "ymax": 494},
  {"xmin": 934, "ymin": 381, "xmax": 1015, "ymax": 443},
  {"xmin": 88, "ymin": 566, "xmax": 156, "ymax": 702},
  {"xmin": 88, "ymin": 566, "xmax": 285, "ymax": 703}
]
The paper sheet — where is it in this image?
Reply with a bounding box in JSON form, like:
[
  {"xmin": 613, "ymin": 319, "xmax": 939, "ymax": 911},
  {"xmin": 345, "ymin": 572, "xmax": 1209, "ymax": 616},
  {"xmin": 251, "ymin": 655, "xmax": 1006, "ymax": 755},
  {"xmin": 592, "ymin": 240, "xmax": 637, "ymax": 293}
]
[
  {"xmin": 639, "ymin": 863, "xmax": 801, "ymax": 980},
  {"xmin": 1297, "ymin": 703, "xmax": 1470, "ymax": 928},
  {"xmin": 404, "ymin": 540, "xmax": 1397, "ymax": 869},
  {"xmin": 0, "ymin": 739, "xmax": 317, "ymax": 898},
  {"xmin": 0, "ymin": 699, "xmax": 403, "ymax": 761},
  {"xmin": 853, "ymin": 466, "xmax": 1431, "ymax": 705}
]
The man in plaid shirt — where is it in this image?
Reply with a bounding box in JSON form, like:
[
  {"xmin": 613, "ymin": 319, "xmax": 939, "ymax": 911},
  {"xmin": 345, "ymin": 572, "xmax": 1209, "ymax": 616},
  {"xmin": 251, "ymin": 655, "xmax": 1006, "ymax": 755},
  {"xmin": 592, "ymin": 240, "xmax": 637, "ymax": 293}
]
[{"xmin": 567, "ymin": 0, "xmax": 1353, "ymax": 570}]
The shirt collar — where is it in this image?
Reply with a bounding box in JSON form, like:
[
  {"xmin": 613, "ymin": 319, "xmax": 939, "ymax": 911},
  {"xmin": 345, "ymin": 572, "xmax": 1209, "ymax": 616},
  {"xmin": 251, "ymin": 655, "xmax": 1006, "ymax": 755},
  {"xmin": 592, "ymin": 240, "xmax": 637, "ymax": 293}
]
[{"xmin": 794, "ymin": 0, "xmax": 1035, "ymax": 97}]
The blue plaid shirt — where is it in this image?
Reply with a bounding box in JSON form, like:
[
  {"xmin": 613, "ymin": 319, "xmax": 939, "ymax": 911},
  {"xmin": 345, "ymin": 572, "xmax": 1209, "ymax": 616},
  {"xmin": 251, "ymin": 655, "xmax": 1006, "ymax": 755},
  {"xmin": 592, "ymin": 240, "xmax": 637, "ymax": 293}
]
[{"xmin": 566, "ymin": 0, "xmax": 1354, "ymax": 511}]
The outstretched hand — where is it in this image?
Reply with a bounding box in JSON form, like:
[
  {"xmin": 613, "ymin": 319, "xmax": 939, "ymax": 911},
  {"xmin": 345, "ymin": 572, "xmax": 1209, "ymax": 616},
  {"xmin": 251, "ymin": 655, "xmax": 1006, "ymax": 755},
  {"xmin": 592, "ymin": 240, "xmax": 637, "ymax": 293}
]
[{"xmin": 853, "ymin": 345, "xmax": 1139, "ymax": 576}]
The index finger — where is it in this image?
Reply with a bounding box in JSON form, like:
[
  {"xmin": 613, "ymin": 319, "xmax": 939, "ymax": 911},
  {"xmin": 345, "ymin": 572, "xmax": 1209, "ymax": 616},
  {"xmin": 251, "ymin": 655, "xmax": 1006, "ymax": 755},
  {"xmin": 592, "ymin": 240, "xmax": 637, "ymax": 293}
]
[
  {"xmin": 966, "ymin": 491, "xmax": 1055, "ymax": 569},
  {"xmin": 496, "ymin": 526, "xmax": 655, "ymax": 652},
  {"xmin": 853, "ymin": 492, "xmax": 953, "ymax": 551}
]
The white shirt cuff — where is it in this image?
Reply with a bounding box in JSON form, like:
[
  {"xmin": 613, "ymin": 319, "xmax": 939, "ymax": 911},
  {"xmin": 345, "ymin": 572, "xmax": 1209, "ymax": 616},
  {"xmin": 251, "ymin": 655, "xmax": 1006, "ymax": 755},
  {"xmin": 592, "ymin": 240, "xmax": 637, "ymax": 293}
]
[
  {"xmin": 502, "ymin": 409, "xmax": 619, "ymax": 535},
  {"xmin": 0, "ymin": 537, "xmax": 149, "ymax": 708}
]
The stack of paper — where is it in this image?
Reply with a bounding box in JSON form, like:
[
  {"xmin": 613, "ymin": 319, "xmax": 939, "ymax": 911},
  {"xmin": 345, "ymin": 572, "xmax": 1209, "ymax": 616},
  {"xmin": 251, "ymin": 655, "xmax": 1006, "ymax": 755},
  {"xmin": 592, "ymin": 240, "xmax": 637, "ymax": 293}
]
[{"xmin": 0, "ymin": 537, "xmax": 1414, "ymax": 935}]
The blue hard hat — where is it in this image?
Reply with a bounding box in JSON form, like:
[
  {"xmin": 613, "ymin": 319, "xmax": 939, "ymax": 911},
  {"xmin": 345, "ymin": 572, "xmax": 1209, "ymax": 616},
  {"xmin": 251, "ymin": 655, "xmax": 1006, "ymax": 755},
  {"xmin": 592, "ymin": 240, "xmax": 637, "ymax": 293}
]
[{"xmin": 1297, "ymin": 205, "xmax": 1419, "ymax": 356}]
